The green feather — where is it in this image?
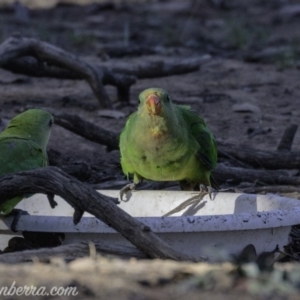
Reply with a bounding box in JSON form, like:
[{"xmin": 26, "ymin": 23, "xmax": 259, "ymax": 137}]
[
  {"xmin": 0, "ymin": 109, "xmax": 53, "ymax": 214},
  {"xmin": 119, "ymin": 88, "xmax": 218, "ymax": 191}
]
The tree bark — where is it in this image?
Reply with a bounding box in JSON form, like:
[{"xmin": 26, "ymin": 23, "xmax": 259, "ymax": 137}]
[
  {"xmin": 213, "ymin": 164, "xmax": 300, "ymax": 185},
  {"xmin": 0, "ymin": 167, "xmax": 198, "ymax": 261},
  {"xmin": 218, "ymin": 142, "xmax": 300, "ymax": 170},
  {"xmin": 0, "ymin": 36, "xmax": 136, "ymax": 106}
]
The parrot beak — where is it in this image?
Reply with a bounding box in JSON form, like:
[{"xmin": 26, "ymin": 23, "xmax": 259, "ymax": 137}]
[{"xmin": 146, "ymin": 95, "xmax": 161, "ymax": 115}]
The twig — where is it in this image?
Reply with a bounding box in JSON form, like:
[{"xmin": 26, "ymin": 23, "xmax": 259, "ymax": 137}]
[
  {"xmin": 277, "ymin": 124, "xmax": 298, "ymax": 151},
  {"xmin": 0, "ymin": 36, "xmax": 136, "ymax": 107},
  {"xmin": 0, "ymin": 241, "xmax": 147, "ymax": 264},
  {"xmin": 0, "ymin": 167, "xmax": 197, "ymax": 261}
]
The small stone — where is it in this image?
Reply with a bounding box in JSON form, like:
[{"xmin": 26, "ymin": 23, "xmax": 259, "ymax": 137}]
[{"xmin": 232, "ymin": 103, "xmax": 261, "ymax": 114}]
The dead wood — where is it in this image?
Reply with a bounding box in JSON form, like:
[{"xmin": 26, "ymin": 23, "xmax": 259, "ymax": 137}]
[
  {"xmin": 213, "ymin": 164, "xmax": 300, "ymax": 186},
  {"xmin": 97, "ymin": 44, "xmax": 158, "ymax": 58},
  {"xmin": 219, "ymin": 123, "xmax": 299, "ymax": 169},
  {"xmin": 53, "ymin": 162, "xmax": 93, "ymax": 182},
  {"xmin": 51, "ymin": 112, "xmax": 300, "ymax": 171},
  {"xmin": 241, "ymin": 185, "xmax": 300, "ymax": 194},
  {"xmin": 44, "ymin": 112, "xmax": 300, "ymax": 191},
  {"xmin": 217, "ymin": 149, "xmax": 254, "ymax": 169},
  {"xmin": 47, "ymin": 148, "xmax": 98, "ymax": 182},
  {"xmin": 0, "ymin": 241, "xmax": 147, "ymax": 264},
  {"xmin": 0, "ymin": 36, "xmax": 136, "ymax": 107},
  {"xmin": 218, "ymin": 141, "xmax": 300, "ymax": 169},
  {"xmin": 277, "ymin": 124, "xmax": 298, "ymax": 151},
  {"xmin": 105, "ymin": 56, "xmax": 210, "ymax": 79},
  {"xmin": 0, "ymin": 167, "xmax": 198, "ymax": 261},
  {"xmin": 50, "ymin": 111, "xmax": 119, "ymax": 151}
]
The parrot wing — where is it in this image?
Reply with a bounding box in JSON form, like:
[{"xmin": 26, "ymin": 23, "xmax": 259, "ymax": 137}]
[
  {"xmin": 194, "ymin": 129, "xmax": 218, "ymax": 171},
  {"xmin": 194, "ymin": 128, "xmax": 219, "ymax": 190},
  {"xmin": 119, "ymin": 112, "xmax": 142, "ymax": 182},
  {"xmin": 0, "ymin": 137, "xmax": 47, "ymax": 176},
  {"xmin": 180, "ymin": 107, "xmax": 217, "ymax": 170},
  {"xmin": 180, "ymin": 106, "xmax": 219, "ymax": 189},
  {"xmin": 0, "ymin": 137, "xmax": 48, "ymax": 214}
]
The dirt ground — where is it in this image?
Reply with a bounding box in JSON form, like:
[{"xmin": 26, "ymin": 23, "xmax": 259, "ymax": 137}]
[{"xmin": 1, "ymin": 0, "xmax": 300, "ymax": 299}]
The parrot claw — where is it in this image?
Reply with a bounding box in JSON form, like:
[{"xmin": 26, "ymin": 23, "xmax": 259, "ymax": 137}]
[
  {"xmin": 199, "ymin": 184, "xmax": 216, "ymax": 200},
  {"xmin": 163, "ymin": 185, "xmax": 216, "ymax": 216},
  {"xmin": 119, "ymin": 183, "xmax": 137, "ymax": 201}
]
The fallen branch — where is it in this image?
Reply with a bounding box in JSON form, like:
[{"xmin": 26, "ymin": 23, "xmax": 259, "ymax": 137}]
[
  {"xmin": 104, "ymin": 56, "xmax": 210, "ymax": 79},
  {"xmin": 50, "ymin": 112, "xmax": 300, "ymax": 171},
  {"xmin": 43, "ymin": 112, "xmax": 300, "ymax": 191},
  {"xmin": 97, "ymin": 44, "xmax": 159, "ymax": 58},
  {"xmin": 50, "ymin": 111, "xmax": 119, "ymax": 151},
  {"xmin": 218, "ymin": 142, "xmax": 300, "ymax": 170},
  {"xmin": 218, "ymin": 149, "xmax": 253, "ymax": 169},
  {"xmin": 48, "ymin": 151, "xmax": 94, "ymax": 182},
  {"xmin": 0, "ymin": 36, "xmax": 136, "ymax": 107},
  {"xmin": 0, "ymin": 167, "xmax": 197, "ymax": 261},
  {"xmin": 244, "ymin": 46, "xmax": 300, "ymax": 64},
  {"xmin": 241, "ymin": 185, "xmax": 300, "ymax": 194},
  {"xmin": 213, "ymin": 164, "xmax": 300, "ymax": 186},
  {"xmin": 218, "ymin": 123, "xmax": 299, "ymax": 169},
  {"xmin": 0, "ymin": 241, "xmax": 147, "ymax": 264}
]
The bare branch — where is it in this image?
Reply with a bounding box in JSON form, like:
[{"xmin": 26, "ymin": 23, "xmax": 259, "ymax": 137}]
[
  {"xmin": 50, "ymin": 110, "xmax": 119, "ymax": 151},
  {"xmin": 241, "ymin": 185, "xmax": 300, "ymax": 194},
  {"xmin": 213, "ymin": 164, "xmax": 300, "ymax": 186},
  {"xmin": 49, "ymin": 112, "xmax": 300, "ymax": 171},
  {"xmin": 105, "ymin": 56, "xmax": 210, "ymax": 79},
  {"xmin": 0, "ymin": 36, "xmax": 136, "ymax": 107},
  {"xmin": 218, "ymin": 142, "xmax": 300, "ymax": 169},
  {"xmin": 0, "ymin": 167, "xmax": 198, "ymax": 261}
]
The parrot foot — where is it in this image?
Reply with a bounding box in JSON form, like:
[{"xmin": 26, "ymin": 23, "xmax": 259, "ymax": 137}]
[
  {"xmin": 119, "ymin": 183, "xmax": 137, "ymax": 201},
  {"xmin": 199, "ymin": 184, "xmax": 216, "ymax": 200}
]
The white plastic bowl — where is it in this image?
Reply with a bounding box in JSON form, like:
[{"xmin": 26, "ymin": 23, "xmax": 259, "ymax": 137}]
[{"xmin": 0, "ymin": 191, "xmax": 299, "ymax": 261}]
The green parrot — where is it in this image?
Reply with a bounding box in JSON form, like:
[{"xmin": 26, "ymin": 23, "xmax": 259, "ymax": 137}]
[
  {"xmin": 0, "ymin": 109, "xmax": 54, "ymax": 214},
  {"xmin": 119, "ymin": 88, "xmax": 218, "ymax": 199}
]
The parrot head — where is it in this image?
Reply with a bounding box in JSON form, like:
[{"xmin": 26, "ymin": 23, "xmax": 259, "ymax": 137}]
[
  {"xmin": 138, "ymin": 88, "xmax": 171, "ymax": 117},
  {"xmin": 4, "ymin": 109, "xmax": 54, "ymax": 149}
]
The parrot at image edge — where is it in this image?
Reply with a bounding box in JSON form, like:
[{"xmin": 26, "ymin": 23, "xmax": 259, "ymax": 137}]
[
  {"xmin": 119, "ymin": 88, "xmax": 218, "ymax": 199},
  {"xmin": 0, "ymin": 109, "xmax": 53, "ymax": 215}
]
